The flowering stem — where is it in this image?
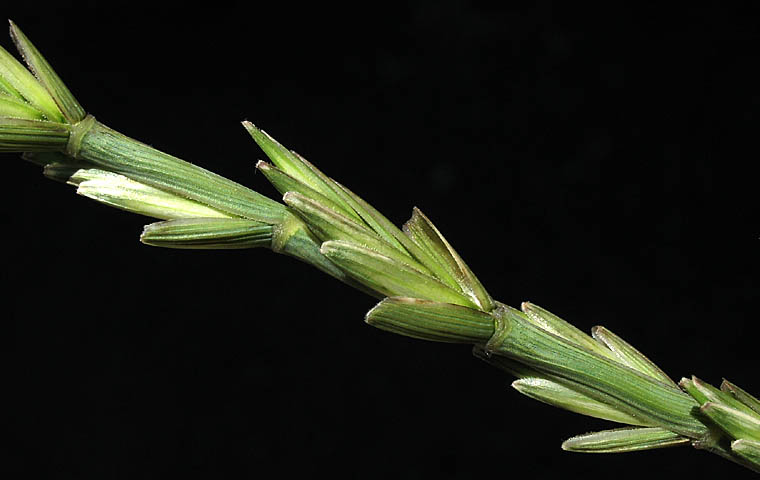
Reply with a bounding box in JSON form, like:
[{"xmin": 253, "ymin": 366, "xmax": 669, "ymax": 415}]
[{"xmin": 3, "ymin": 21, "xmax": 760, "ymax": 474}]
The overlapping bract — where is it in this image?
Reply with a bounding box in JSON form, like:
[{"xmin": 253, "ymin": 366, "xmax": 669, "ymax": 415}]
[
  {"xmin": 245, "ymin": 121, "xmax": 494, "ymax": 311},
  {"xmin": 680, "ymin": 376, "xmax": 760, "ymax": 466}
]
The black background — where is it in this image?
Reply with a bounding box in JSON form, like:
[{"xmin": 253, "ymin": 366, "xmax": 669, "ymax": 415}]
[{"xmin": 5, "ymin": 2, "xmax": 760, "ymax": 478}]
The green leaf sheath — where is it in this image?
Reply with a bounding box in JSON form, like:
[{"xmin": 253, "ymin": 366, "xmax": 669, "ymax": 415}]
[
  {"xmin": 485, "ymin": 304, "xmax": 706, "ymax": 438},
  {"xmin": 69, "ymin": 117, "xmax": 286, "ymax": 224}
]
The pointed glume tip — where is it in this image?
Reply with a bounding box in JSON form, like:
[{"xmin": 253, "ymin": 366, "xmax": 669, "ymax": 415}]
[{"xmin": 241, "ymin": 121, "xmax": 258, "ymax": 133}]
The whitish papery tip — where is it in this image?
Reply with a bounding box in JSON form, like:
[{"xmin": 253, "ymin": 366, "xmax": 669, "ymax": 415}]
[
  {"xmin": 363, "ymin": 300, "xmax": 385, "ymax": 325},
  {"xmin": 140, "ymin": 222, "xmax": 159, "ymax": 234},
  {"xmin": 241, "ymin": 121, "xmax": 262, "ymax": 136},
  {"xmin": 138, "ymin": 228, "xmax": 152, "ymax": 243},
  {"xmin": 699, "ymin": 402, "xmax": 717, "ymax": 412},
  {"xmin": 241, "ymin": 121, "xmax": 269, "ymax": 138},
  {"xmin": 318, "ymin": 241, "xmax": 333, "ymax": 256},
  {"xmin": 8, "ymin": 19, "xmax": 21, "ymax": 41},
  {"xmin": 560, "ymin": 439, "xmax": 575, "ymax": 451}
]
